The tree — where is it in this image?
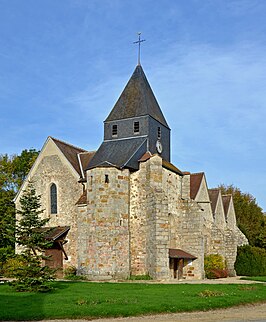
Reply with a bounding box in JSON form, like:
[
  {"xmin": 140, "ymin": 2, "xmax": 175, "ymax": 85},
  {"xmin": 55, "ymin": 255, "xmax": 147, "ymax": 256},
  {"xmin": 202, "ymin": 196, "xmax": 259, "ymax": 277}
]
[
  {"xmin": 0, "ymin": 149, "xmax": 39, "ymax": 192},
  {"xmin": 11, "ymin": 184, "xmax": 55, "ymax": 292},
  {"xmin": 0, "ymin": 149, "xmax": 38, "ymax": 253},
  {"xmin": 218, "ymin": 184, "xmax": 266, "ymax": 248}
]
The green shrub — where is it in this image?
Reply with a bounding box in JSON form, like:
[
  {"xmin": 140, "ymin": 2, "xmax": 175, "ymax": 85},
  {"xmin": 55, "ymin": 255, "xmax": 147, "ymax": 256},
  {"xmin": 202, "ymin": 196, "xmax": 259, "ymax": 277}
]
[
  {"xmin": 63, "ymin": 266, "xmax": 86, "ymax": 280},
  {"xmin": 204, "ymin": 254, "xmax": 225, "ymax": 279},
  {"xmin": 0, "ymin": 246, "xmax": 14, "ymax": 276},
  {"xmin": 64, "ymin": 265, "xmax": 77, "ymax": 277},
  {"xmin": 235, "ymin": 245, "xmax": 266, "ymax": 276},
  {"xmin": 2, "ymin": 255, "xmax": 26, "ymax": 278}
]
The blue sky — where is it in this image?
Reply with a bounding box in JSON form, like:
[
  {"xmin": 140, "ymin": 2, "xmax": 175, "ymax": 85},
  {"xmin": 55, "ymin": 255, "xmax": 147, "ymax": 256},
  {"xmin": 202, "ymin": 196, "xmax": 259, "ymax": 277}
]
[{"xmin": 0, "ymin": 0, "xmax": 266, "ymax": 210}]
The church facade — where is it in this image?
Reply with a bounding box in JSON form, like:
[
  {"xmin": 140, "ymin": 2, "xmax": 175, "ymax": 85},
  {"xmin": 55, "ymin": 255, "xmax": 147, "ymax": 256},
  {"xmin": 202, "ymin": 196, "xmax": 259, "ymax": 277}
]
[{"xmin": 15, "ymin": 64, "xmax": 248, "ymax": 280}]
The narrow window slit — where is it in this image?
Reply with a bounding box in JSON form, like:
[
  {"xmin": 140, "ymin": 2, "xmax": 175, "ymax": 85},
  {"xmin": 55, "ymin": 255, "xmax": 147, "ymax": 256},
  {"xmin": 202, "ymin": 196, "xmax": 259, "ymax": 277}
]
[
  {"xmin": 134, "ymin": 121, "xmax": 140, "ymax": 133},
  {"xmin": 112, "ymin": 124, "xmax": 118, "ymax": 136}
]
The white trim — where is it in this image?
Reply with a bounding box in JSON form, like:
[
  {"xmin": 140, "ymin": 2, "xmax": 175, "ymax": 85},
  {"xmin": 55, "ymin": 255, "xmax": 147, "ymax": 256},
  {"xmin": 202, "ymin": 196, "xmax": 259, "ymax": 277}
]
[
  {"xmin": 104, "ymin": 115, "xmax": 147, "ymax": 123},
  {"xmin": 104, "ymin": 135, "xmax": 147, "ymax": 142},
  {"xmin": 77, "ymin": 153, "xmax": 85, "ymax": 179}
]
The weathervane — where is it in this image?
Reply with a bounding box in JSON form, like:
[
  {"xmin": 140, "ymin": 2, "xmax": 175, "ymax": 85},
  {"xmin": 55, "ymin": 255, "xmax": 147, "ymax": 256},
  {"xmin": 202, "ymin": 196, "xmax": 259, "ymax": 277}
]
[{"xmin": 133, "ymin": 32, "xmax": 146, "ymax": 66}]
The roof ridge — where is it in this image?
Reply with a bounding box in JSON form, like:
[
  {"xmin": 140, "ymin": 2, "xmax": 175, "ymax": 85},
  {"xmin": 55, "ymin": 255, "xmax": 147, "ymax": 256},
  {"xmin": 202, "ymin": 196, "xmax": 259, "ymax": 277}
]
[
  {"xmin": 78, "ymin": 150, "xmax": 96, "ymax": 155},
  {"xmin": 191, "ymin": 172, "xmax": 204, "ymax": 176},
  {"xmin": 50, "ymin": 136, "xmax": 87, "ymax": 152}
]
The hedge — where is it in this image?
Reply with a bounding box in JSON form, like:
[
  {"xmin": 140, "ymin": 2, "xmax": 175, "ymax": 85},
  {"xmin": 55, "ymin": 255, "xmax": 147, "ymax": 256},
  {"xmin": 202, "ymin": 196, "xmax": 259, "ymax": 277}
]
[{"xmin": 235, "ymin": 245, "xmax": 266, "ymax": 276}]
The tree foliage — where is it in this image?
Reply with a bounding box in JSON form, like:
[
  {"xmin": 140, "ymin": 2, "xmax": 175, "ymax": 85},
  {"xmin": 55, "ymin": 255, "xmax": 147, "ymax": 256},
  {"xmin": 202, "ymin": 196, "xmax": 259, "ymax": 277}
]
[
  {"xmin": 235, "ymin": 245, "xmax": 266, "ymax": 276},
  {"xmin": 218, "ymin": 184, "xmax": 266, "ymax": 248},
  {"xmin": 0, "ymin": 149, "xmax": 39, "ymax": 271},
  {"xmin": 12, "ymin": 185, "xmax": 55, "ymax": 292}
]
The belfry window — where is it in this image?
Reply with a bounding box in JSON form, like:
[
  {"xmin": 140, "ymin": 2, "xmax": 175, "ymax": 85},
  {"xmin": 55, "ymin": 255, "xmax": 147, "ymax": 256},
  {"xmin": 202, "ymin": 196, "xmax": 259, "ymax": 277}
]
[
  {"xmin": 134, "ymin": 121, "xmax": 140, "ymax": 133},
  {"xmin": 157, "ymin": 126, "xmax": 161, "ymax": 139},
  {"xmin": 112, "ymin": 124, "xmax": 118, "ymax": 137},
  {"xmin": 50, "ymin": 183, "xmax": 57, "ymax": 214}
]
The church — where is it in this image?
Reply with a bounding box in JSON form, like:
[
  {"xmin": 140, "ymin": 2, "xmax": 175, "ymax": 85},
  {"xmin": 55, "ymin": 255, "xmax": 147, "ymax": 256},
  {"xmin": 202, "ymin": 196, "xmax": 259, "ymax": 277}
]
[{"xmin": 15, "ymin": 62, "xmax": 248, "ymax": 280}]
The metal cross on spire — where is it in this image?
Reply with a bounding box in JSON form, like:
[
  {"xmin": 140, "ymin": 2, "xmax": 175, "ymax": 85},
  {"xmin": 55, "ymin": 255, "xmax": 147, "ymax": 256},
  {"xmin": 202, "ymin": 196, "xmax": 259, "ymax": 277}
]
[{"xmin": 133, "ymin": 32, "xmax": 146, "ymax": 66}]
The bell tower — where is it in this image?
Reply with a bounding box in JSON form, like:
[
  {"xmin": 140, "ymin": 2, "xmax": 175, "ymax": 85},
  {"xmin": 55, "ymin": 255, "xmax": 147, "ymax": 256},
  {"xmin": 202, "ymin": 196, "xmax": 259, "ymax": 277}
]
[{"xmin": 87, "ymin": 65, "xmax": 171, "ymax": 170}]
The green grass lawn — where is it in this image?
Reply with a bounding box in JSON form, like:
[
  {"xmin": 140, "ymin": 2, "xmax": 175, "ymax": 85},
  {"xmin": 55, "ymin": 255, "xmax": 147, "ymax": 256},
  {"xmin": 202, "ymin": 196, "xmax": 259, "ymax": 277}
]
[
  {"xmin": 1, "ymin": 281, "xmax": 266, "ymax": 321},
  {"xmin": 241, "ymin": 276, "xmax": 266, "ymax": 282}
]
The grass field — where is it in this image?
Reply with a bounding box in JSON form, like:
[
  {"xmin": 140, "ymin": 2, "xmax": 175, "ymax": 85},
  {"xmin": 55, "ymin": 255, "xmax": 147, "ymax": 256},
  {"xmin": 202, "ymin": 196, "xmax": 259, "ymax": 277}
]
[
  {"xmin": 241, "ymin": 276, "xmax": 266, "ymax": 282},
  {"xmin": 1, "ymin": 281, "xmax": 266, "ymax": 321}
]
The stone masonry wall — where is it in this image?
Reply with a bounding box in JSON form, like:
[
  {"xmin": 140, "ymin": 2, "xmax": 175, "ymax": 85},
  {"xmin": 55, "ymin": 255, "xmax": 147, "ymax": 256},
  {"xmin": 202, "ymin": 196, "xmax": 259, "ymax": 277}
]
[
  {"xmin": 77, "ymin": 167, "xmax": 130, "ymax": 279},
  {"xmin": 129, "ymin": 161, "xmax": 148, "ymax": 275},
  {"xmin": 16, "ymin": 154, "xmax": 82, "ymax": 268}
]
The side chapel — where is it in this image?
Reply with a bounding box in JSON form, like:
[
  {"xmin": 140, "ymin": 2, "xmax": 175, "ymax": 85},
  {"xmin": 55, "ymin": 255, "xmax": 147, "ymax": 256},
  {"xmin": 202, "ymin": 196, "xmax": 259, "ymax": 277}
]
[{"xmin": 15, "ymin": 63, "xmax": 248, "ymax": 280}]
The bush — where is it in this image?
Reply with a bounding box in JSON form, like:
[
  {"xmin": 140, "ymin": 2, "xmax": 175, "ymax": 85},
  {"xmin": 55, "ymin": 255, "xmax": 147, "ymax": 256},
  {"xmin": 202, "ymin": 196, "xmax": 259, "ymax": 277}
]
[
  {"xmin": 204, "ymin": 254, "xmax": 226, "ymax": 279},
  {"xmin": 206, "ymin": 269, "xmax": 228, "ymax": 279},
  {"xmin": 0, "ymin": 246, "xmax": 14, "ymax": 276},
  {"xmin": 2, "ymin": 256, "xmax": 26, "ymax": 278},
  {"xmin": 235, "ymin": 245, "xmax": 266, "ymax": 276},
  {"xmin": 64, "ymin": 265, "xmax": 77, "ymax": 277}
]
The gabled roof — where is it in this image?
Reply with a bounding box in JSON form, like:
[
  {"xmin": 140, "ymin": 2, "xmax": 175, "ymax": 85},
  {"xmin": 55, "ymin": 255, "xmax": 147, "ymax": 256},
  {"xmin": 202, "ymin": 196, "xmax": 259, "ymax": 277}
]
[
  {"xmin": 208, "ymin": 189, "xmax": 220, "ymax": 213},
  {"xmin": 222, "ymin": 195, "xmax": 231, "ymax": 217},
  {"xmin": 40, "ymin": 226, "xmax": 70, "ymax": 242},
  {"xmin": 105, "ymin": 65, "xmax": 169, "ymax": 128},
  {"xmin": 169, "ymin": 248, "xmax": 197, "ymax": 259},
  {"xmin": 87, "ymin": 137, "xmax": 147, "ymax": 170},
  {"xmin": 51, "ymin": 137, "xmax": 87, "ymax": 176},
  {"xmin": 138, "ymin": 152, "xmax": 183, "ymax": 175},
  {"xmin": 190, "ymin": 172, "xmax": 204, "ymax": 199},
  {"xmin": 162, "ymin": 160, "xmax": 183, "ymax": 176}
]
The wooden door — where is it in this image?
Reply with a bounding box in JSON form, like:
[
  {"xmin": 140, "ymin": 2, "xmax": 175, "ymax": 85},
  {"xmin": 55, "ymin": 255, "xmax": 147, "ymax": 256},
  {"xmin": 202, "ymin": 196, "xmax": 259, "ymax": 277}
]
[
  {"xmin": 44, "ymin": 244, "xmax": 63, "ymax": 277},
  {"xmin": 178, "ymin": 258, "xmax": 184, "ymax": 279}
]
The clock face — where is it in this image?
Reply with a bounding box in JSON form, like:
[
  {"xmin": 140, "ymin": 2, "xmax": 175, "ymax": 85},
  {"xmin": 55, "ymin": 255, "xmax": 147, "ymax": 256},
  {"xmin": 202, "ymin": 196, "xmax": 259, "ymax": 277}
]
[{"xmin": 156, "ymin": 140, "xmax": 163, "ymax": 154}]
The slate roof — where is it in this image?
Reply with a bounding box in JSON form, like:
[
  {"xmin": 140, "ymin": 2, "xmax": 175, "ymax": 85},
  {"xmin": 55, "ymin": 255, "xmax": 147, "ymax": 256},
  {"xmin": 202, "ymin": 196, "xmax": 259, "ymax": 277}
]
[
  {"xmin": 190, "ymin": 172, "xmax": 204, "ymax": 199},
  {"xmin": 208, "ymin": 189, "xmax": 220, "ymax": 213},
  {"xmin": 105, "ymin": 65, "xmax": 169, "ymax": 128},
  {"xmin": 87, "ymin": 137, "xmax": 147, "ymax": 170}
]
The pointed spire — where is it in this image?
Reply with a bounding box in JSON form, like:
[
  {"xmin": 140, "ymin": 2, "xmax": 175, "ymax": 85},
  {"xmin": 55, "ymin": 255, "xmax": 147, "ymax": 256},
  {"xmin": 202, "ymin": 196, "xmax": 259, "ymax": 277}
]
[{"xmin": 105, "ymin": 65, "xmax": 169, "ymax": 128}]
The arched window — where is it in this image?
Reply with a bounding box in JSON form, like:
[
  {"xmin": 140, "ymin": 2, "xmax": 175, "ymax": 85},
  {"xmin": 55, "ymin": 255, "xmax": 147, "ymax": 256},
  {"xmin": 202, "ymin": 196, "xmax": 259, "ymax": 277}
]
[{"xmin": 50, "ymin": 183, "xmax": 57, "ymax": 214}]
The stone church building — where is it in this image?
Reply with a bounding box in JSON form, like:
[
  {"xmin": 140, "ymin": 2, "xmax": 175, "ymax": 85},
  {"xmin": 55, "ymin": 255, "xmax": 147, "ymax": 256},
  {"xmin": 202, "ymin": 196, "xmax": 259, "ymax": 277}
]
[{"xmin": 15, "ymin": 64, "xmax": 247, "ymax": 280}]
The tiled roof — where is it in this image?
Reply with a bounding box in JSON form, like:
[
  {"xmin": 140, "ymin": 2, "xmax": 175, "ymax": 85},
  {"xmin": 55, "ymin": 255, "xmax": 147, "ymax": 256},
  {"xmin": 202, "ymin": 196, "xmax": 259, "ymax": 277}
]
[
  {"xmin": 222, "ymin": 195, "xmax": 231, "ymax": 217},
  {"xmin": 76, "ymin": 190, "xmax": 87, "ymax": 205},
  {"xmin": 162, "ymin": 160, "xmax": 183, "ymax": 175},
  {"xmin": 105, "ymin": 65, "xmax": 169, "ymax": 128},
  {"xmin": 138, "ymin": 151, "xmax": 153, "ymax": 162},
  {"xmin": 169, "ymin": 248, "xmax": 197, "ymax": 259},
  {"xmin": 79, "ymin": 151, "xmax": 96, "ymax": 175},
  {"xmin": 39, "ymin": 226, "xmax": 70, "ymax": 241},
  {"xmin": 51, "ymin": 137, "xmax": 87, "ymax": 176},
  {"xmin": 190, "ymin": 172, "xmax": 204, "ymax": 199},
  {"xmin": 208, "ymin": 189, "xmax": 220, "ymax": 213}
]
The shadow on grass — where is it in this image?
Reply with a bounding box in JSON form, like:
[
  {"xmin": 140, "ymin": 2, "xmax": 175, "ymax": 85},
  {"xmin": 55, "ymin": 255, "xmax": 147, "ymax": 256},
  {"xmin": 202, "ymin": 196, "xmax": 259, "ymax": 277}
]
[{"xmin": 0, "ymin": 281, "xmax": 72, "ymax": 321}]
